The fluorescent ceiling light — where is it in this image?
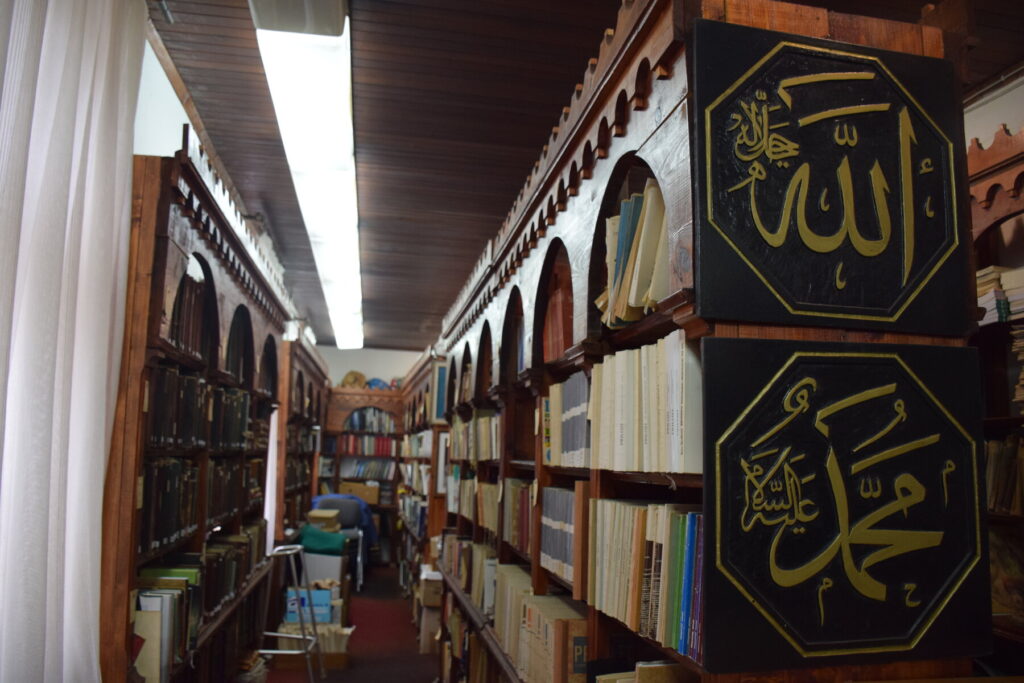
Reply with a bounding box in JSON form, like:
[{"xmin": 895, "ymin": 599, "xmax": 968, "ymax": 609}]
[{"xmin": 257, "ymin": 26, "xmax": 364, "ymax": 349}]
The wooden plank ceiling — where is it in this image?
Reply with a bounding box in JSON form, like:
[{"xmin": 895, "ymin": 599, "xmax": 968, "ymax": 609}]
[
  {"xmin": 350, "ymin": 0, "xmax": 622, "ymax": 349},
  {"xmin": 152, "ymin": 0, "xmax": 1024, "ymax": 351},
  {"xmin": 149, "ymin": 0, "xmax": 335, "ymax": 344}
]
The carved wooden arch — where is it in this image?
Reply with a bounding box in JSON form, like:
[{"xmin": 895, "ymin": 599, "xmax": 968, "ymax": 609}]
[
  {"xmin": 500, "ymin": 286, "xmax": 526, "ymax": 383},
  {"xmin": 225, "ymin": 304, "xmax": 255, "ymax": 389},
  {"xmin": 533, "ymin": 238, "xmax": 574, "ymax": 368},
  {"xmin": 259, "ymin": 334, "xmax": 277, "ymax": 396},
  {"xmin": 475, "ymin": 320, "xmax": 494, "ymax": 399},
  {"xmin": 969, "ymin": 125, "xmax": 1024, "ymax": 240}
]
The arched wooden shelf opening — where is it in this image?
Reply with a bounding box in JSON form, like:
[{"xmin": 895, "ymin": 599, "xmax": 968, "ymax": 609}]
[
  {"xmin": 534, "ymin": 239, "xmax": 574, "ymax": 367},
  {"xmin": 225, "ymin": 304, "xmax": 255, "ymax": 389},
  {"xmin": 446, "ymin": 358, "xmax": 458, "ymax": 417},
  {"xmin": 169, "ymin": 253, "xmax": 219, "ymax": 366},
  {"xmin": 587, "ymin": 153, "xmax": 664, "ymax": 339},
  {"xmin": 499, "ymin": 287, "xmax": 534, "ymax": 465},
  {"xmin": 475, "ymin": 321, "xmax": 494, "ymax": 402},
  {"xmin": 458, "ymin": 342, "xmax": 473, "ymax": 407},
  {"xmin": 295, "ymin": 370, "xmax": 306, "ymax": 419}
]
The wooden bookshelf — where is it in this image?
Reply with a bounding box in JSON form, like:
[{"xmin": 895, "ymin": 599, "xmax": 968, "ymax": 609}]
[
  {"xmin": 101, "ymin": 127, "xmax": 291, "ymax": 682},
  {"xmin": 425, "ymin": 0, "xmax": 994, "ymax": 680}
]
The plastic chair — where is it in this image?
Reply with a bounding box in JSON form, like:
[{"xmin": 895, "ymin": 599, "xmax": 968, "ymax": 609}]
[{"xmin": 258, "ymin": 545, "xmax": 325, "ymax": 682}]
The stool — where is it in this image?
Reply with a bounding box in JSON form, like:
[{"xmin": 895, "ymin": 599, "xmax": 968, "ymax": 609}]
[{"xmin": 258, "ymin": 545, "xmax": 325, "ymax": 682}]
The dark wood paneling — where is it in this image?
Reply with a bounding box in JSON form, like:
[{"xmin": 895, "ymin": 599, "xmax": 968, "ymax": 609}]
[
  {"xmin": 350, "ymin": 0, "xmax": 622, "ymax": 348},
  {"xmin": 152, "ymin": 0, "xmax": 1024, "ymax": 351}
]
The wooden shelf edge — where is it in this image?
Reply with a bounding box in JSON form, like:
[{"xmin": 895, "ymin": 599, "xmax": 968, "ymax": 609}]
[
  {"xmin": 195, "ymin": 560, "xmax": 272, "ymax": 649},
  {"xmin": 440, "ymin": 568, "xmax": 523, "ymax": 683},
  {"xmin": 593, "ymin": 607, "xmax": 706, "ymax": 676}
]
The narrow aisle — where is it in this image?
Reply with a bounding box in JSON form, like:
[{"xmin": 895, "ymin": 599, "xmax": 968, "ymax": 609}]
[{"xmin": 269, "ymin": 566, "xmax": 437, "ymax": 683}]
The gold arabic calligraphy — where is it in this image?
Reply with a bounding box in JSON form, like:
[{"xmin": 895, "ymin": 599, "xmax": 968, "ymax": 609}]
[
  {"xmin": 740, "ymin": 377, "xmax": 946, "ymax": 605},
  {"xmin": 725, "ymin": 71, "xmax": 931, "ymax": 287}
]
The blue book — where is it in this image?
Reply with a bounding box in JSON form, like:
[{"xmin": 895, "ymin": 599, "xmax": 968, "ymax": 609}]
[
  {"xmin": 612, "ymin": 194, "xmax": 643, "ymax": 293},
  {"xmin": 677, "ymin": 512, "xmax": 699, "ymax": 655}
]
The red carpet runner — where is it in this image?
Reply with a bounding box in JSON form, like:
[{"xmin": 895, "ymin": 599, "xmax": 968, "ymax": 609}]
[{"xmin": 268, "ymin": 566, "xmax": 437, "ymax": 683}]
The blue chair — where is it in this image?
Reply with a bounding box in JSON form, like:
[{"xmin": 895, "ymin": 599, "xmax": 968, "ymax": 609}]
[{"xmin": 313, "ymin": 495, "xmax": 367, "ymax": 591}]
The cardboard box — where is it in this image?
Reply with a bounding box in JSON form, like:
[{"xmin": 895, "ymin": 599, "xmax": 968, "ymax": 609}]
[
  {"xmin": 284, "ymin": 588, "xmax": 332, "ymax": 624},
  {"xmin": 419, "ymin": 606, "xmax": 440, "ymax": 654},
  {"xmin": 307, "ymin": 508, "xmax": 340, "ymax": 530},
  {"xmin": 420, "ymin": 565, "xmax": 443, "ymax": 607},
  {"xmin": 305, "ymin": 552, "xmax": 344, "ymax": 583},
  {"xmin": 338, "ymin": 481, "xmax": 379, "ymax": 505}
]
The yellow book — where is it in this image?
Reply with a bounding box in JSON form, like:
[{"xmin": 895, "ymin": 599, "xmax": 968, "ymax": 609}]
[{"xmin": 628, "ymin": 179, "xmax": 667, "ymax": 307}]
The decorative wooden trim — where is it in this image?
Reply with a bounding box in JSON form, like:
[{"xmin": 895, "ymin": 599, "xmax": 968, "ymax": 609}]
[{"xmin": 968, "ymin": 124, "xmax": 1024, "ymax": 238}]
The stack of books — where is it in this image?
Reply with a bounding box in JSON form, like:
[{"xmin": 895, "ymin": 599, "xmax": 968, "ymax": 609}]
[
  {"xmin": 977, "ymin": 265, "xmax": 1009, "ymax": 326},
  {"xmin": 985, "ymin": 435, "xmax": 1024, "ymax": 514},
  {"xmin": 1001, "ymin": 266, "xmax": 1024, "ymax": 323}
]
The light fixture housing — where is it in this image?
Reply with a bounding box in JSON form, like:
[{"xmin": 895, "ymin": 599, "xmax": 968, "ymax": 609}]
[{"xmin": 254, "ymin": 1, "xmax": 364, "ymax": 349}]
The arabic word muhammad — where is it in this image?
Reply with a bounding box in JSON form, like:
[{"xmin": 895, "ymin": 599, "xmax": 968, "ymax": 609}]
[
  {"xmin": 719, "ymin": 354, "xmax": 977, "ymax": 652},
  {"xmin": 707, "ymin": 45, "xmax": 956, "ymax": 319}
]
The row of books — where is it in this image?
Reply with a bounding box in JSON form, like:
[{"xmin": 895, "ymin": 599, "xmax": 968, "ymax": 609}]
[
  {"xmin": 207, "ymin": 457, "xmax": 242, "ymax": 523},
  {"xmin": 493, "ymin": 564, "xmax": 588, "ymax": 683},
  {"xmin": 243, "ymin": 458, "xmax": 265, "ymax": 511},
  {"xmin": 138, "ymin": 457, "xmax": 200, "ymax": 555},
  {"xmin": 336, "ymin": 456, "xmax": 396, "ymax": 480},
  {"xmin": 448, "ymin": 412, "xmax": 502, "ymax": 463},
  {"xmin": 441, "ymin": 534, "xmax": 497, "ymax": 617},
  {"xmin": 544, "ymin": 371, "xmax": 590, "ymax": 468},
  {"xmin": 985, "ymin": 435, "xmax": 1024, "ymax": 515},
  {"xmin": 327, "ymin": 433, "xmax": 398, "ymax": 457},
  {"xmin": 503, "ymin": 478, "xmax": 533, "ymax": 558},
  {"xmin": 148, "ymin": 366, "xmax": 253, "ymax": 450},
  {"xmin": 458, "ymin": 477, "xmax": 475, "ymax": 520},
  {"xmin": 284, "ymin": 456, "xmax": 311, "ymax": 491},
  {"xmin": 477, "ymin": 481, "xmax": 499, "ymax": 534},
  {"xmin": 401, "ymin": 430, "xmax": 431, "ymax": 458},
  {"xmin": 343, "ymin": 406, "xmax": 397, "ymax": 433},
  {"xmin": 588, "ymin": 500, "xmax": 704, "ymax": 661},
  {"xmin": 399, "ymin": 493, "xmax": 428, "ymax": 539},
  {"xmin": 133, "ymin": 520, "xmax": 267, "ymax": 682},
  {"xmin": 1011, "ymin": 326, "xmax": 1024, "ymax": 408},
  {"xmin": 443, "ymin": 607, "xmax": 489, "ymax": 683},
  {"xmin": 286, "ymin": 424, "xmax": 319, "ymax": 454},
  {"xmin": 594, "ymin": 178, "xmax": 671, "ymax": 329},
  {"xmin": 976, "ymin": 265, "xmax": 1024, "ymax": 326},
  {"xmin": 400, "ymin": 462, "xmax": 431, "ymax": 496},
  {"xmin": 589, "ymin": 330, "xmax": 703, "ymax": 473},
  {"xmin": 540, "ymin": 483, "xmax": 588, "ymax": 586}
]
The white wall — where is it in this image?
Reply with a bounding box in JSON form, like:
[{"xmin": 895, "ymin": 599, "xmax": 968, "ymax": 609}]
[
  {"xmin": 317, "ymin": 346, "xmax": 422, "ymax": 386},
  {"xmin": 964, "ymin": 72, "xmax": 1024, "ymax": 148},
  {"xmin": 133, "ymin": 41, "xmax": 191, "ymax": 156}
]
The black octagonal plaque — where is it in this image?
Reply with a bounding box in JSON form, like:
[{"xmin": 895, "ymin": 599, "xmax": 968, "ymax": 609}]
[
  {"xmin": 701, "ymin": 338, "xmax": 989, "ymax": 672},
  {"xmin": 692, "ymin": 20, "xmax": 972, "ymax": 335}
]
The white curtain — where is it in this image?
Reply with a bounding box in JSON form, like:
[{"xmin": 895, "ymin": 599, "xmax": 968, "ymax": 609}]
[{"xmin": 0, "ymin": 0, "xmax": 145, "ymax": 680}]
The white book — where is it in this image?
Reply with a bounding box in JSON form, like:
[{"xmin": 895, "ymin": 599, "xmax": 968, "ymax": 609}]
[
  {"xmin": 589, "ymin": 363, "xmax": 603, "ymax": 469},
  {"xmin": 645, "ymin": 209, "xmax": 671, "ymax": 308},
  {"xmin": 681, "ymin": 336, "xmax": 704, "ymax": 474},
  {"xmin": 655, "ymin": 337, "xmax": 667, "ymax": 472},
  {"xmin": 667, "ymin": 330, "xmax": 683, "ymax": 473},
  {"xmin": 640, "ymin": 345, "xmax": 651, "ymax": 471}
]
